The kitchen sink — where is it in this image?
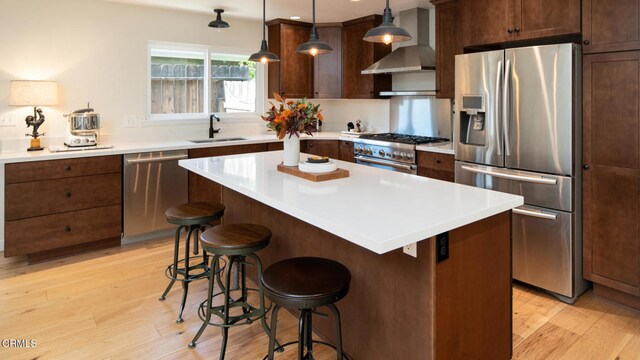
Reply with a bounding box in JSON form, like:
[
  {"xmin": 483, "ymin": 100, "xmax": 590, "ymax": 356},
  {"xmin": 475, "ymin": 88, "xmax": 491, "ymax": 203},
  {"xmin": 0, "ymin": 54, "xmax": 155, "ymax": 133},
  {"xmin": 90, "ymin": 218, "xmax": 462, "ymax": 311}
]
[{"xmin": 189, "ymin": 137, "xmax": 247, "ymax": 143}]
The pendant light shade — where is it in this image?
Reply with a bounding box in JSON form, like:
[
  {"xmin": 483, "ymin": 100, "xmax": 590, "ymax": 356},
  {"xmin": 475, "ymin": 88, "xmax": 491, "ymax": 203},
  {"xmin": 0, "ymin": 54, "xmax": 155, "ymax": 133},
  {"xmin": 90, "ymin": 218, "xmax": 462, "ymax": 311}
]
[
  {"xmin": 363, "ymin": 0, "xmax": 412, "ymax": 44},
  {"xmin": 209, "ymin": 9, "xmax": 230, "ymax": 29},
  {"xmin": 249, "ymin": 0, "xmax": 280, "ymax": 63},
  {"xmin": 297, "ymin": 0, "xmax": 334, "ymax": 56}
]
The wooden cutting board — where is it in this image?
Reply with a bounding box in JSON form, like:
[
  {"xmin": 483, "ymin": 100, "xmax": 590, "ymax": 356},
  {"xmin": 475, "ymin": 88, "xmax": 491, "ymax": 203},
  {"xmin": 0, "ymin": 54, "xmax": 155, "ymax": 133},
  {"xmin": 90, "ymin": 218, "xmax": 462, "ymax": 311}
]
[{"xmin": 277, "ymin": 163, "xmax": 350, "ymax": 182}]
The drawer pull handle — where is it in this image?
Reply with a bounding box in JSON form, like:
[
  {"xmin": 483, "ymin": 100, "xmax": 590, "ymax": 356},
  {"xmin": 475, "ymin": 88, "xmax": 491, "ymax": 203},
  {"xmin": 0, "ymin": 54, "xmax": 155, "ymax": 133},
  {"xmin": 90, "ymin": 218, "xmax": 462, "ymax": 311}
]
[
  {"xmin": 65, "ymin": 165, "xmax": 72, "ymax": 171},
  {"xmin": 436, "ymin": 160, "xmax": 441, "ymax": 164},
  {"xmin": 65, "ymin": 192, "xmax": 72, "ymax": 198},
  {"xmin": 65, "ymin": 226, "xmax": 71, "ymax": 232}
]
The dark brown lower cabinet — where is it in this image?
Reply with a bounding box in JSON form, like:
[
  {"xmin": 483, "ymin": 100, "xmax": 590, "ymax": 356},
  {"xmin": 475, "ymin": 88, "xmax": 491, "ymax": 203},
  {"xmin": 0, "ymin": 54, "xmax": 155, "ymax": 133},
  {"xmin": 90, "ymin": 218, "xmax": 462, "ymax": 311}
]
[
  {"xmin": 302, "ymin": 139, "xmax": 340, "ymax": 159},
  {"xmin": 338, "ymin": 140, "xmax": 355, "ymax": 163},
  {"xmin": 583, "ymin": 51, "xmax": 640, "ymax": 307},
  {"xmin": 4, "ymin": 155, "xmax": 123, "ymax": 262},
  {"xmin": 417, "ymin": 151, "xmax": 455, "ymax": 182},
  {"xmin": 188, "ymin": 144, "xmax": 268, "ymax": 205}
]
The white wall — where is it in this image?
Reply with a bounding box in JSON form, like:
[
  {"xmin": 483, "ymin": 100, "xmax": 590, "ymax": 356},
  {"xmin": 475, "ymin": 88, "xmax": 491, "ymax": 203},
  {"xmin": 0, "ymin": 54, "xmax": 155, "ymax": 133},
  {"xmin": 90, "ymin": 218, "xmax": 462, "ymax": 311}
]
[{"xmin": 0, "ymin": 0, "xmax": 268, "ymax": 148}]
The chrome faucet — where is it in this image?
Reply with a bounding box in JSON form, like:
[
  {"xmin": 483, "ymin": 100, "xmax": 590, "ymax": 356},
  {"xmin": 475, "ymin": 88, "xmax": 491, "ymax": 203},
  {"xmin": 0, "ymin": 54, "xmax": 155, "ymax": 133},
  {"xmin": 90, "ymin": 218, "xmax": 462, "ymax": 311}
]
[{"xmin": 209, "ymin": 114, "xmax": 220, "ymax": 138}]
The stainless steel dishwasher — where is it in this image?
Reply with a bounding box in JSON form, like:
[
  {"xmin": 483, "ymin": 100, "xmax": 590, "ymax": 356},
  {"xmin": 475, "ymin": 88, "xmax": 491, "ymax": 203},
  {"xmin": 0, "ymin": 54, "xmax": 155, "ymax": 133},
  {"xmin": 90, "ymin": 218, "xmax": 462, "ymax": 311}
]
[{"xmin": 123, "ymin": 150, "xmax": 188, "ymax": 244}]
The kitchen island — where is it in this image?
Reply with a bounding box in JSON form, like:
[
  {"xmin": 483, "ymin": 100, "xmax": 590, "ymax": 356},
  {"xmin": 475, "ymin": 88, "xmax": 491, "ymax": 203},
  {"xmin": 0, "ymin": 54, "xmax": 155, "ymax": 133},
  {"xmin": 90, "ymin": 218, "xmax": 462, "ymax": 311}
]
[{"xmin": 180, "ymin": 151, "xmax": 523, "ymax": 359}]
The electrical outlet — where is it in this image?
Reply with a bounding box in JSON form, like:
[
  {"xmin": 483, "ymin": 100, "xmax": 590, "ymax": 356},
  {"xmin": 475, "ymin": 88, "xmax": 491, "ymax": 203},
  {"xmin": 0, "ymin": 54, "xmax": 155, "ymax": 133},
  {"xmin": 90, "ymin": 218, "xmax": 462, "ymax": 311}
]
[
  {"xmin": 436, "ymin": 232, "xmax": 449, "ymax": 263},
  {"xmin": 0, "ymin": 117, "xmax": 16, "ymax": 127},
  {"xmin": 403, "ymin": 242, "xmax": 417, "ymax": 258},
  {"xmin": 124, "ymin": 115, "xmax": 138, "ymax": 128}
]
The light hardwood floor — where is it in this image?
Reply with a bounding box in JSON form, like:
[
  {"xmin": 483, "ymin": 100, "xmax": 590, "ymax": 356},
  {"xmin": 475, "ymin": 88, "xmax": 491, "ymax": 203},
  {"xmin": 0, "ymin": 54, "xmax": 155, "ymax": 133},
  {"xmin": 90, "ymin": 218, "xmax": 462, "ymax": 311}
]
[{"xmin": 1, "ymin": 237, "xmax": 639, "ymax": 359}]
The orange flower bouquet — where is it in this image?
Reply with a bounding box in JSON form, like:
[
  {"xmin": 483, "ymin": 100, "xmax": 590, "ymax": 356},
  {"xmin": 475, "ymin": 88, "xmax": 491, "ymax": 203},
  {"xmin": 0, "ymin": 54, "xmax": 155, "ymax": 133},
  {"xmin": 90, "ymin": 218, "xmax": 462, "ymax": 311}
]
[{"xmin": 262, "ymin": 93, "xmax": 323, "ymax": 139}]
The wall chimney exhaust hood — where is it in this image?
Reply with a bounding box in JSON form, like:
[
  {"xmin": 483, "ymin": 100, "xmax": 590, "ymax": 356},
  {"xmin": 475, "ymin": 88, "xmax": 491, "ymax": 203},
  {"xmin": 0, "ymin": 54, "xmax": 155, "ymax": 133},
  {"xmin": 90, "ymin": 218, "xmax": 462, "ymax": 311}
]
[{"xmin": 362, "ymin": 8, "xmax": 435, "ymax": 75}]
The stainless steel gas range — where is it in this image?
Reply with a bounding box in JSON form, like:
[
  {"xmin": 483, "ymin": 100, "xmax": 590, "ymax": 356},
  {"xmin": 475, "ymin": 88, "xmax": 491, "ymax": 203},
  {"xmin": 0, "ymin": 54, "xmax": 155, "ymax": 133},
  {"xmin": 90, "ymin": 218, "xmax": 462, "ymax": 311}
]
[{"xmin": 352, "ymin": 133, "xmax": 448, "ymax": 174}]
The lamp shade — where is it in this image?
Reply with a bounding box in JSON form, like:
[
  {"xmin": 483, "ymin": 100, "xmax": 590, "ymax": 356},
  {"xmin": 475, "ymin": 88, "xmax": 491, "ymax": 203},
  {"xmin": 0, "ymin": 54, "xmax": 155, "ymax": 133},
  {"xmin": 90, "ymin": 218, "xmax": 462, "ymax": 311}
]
[{"xmin": 9, "ymin": 81, "xmax": 59, "ymax": 106}]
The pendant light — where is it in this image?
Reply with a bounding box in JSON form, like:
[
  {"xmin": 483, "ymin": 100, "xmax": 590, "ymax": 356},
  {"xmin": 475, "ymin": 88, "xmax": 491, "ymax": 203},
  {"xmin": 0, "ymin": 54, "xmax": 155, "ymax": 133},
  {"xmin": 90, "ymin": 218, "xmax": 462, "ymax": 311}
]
[
  {"xmin": 249, "ymin": 0, "xmax": 280, "ymax": 63},
  {"xmin": 209, "ymin": 9, "xmax": 230, "ymax": 29},
  {"xmin": 363, "ymin": 0, "xmax": 412, "ymax": 45},
  {"xmin": 296, "ymin": 0, "xmax": 334, "ymax": 56}
]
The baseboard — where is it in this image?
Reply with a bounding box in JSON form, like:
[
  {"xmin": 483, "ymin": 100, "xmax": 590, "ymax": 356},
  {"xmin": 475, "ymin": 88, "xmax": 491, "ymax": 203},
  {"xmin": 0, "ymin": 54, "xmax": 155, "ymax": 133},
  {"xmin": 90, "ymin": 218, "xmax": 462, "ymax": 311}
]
[{"xmin": 593, "ymin": 284, "xmax": 640, "ymax": 311}]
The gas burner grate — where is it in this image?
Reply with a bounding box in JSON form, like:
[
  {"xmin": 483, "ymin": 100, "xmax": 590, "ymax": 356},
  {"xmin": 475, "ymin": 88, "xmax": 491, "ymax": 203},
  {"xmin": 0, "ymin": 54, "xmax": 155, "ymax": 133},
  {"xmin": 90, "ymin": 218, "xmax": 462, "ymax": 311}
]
[{"xmin": 358, "ymin": 133, "xmax": 449, "ymax": 145}]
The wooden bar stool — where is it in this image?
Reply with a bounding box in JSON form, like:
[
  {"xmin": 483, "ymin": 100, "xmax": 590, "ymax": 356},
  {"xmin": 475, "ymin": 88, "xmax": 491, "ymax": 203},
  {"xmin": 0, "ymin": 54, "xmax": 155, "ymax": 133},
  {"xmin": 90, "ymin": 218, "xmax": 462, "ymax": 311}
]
[
  {"xmin": 261, "ymin": 257, "xmax": 351, "ymax": 360},
  {"xmin": 159, "ymin": 202, "xmax": 225, "ymax": 323},
  {"xmin": 189, "ymin": 223, "xmax": 277, "ymax": 359}
]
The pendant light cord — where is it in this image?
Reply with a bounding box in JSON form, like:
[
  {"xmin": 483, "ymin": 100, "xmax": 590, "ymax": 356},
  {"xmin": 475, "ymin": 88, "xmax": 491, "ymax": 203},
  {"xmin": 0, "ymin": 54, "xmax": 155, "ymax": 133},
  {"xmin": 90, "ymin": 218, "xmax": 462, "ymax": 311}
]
[{"xmin": 262, "ymin": 0, "xmax": 266, "ymax": 41}]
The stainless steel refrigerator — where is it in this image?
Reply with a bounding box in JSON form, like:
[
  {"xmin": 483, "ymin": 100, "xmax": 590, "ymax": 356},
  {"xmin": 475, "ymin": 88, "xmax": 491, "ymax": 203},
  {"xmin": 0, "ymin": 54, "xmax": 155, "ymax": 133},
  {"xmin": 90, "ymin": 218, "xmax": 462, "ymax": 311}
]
[{"xmin": 454, "ymin": 43, "xmax": 589, "ymax": 303}]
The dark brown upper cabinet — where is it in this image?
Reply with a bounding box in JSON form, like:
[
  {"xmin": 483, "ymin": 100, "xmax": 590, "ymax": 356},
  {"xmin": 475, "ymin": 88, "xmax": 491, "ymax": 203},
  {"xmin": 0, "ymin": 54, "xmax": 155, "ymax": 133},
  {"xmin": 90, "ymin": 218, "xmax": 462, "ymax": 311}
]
[
  {"xmin": 464, "ymin": 0, "xmax": 580, "ymax": 47},
  {"xmin": 342, "ymin": 15, "xmax": 392, "ymax": 99},
  {"xmin": 432, "ymin": 0, "xmax": 465, "ymax": 99},
  {"xmin": 583, "ymin": 0, "xmax": 640, "ymax": 54},
  {"xmin": 267, "ymin": 19, "xmax": 314, "ymax": 99},
  {"xmin": 314, "ymin": 25, "xmax": 343, "ymax": 99}
]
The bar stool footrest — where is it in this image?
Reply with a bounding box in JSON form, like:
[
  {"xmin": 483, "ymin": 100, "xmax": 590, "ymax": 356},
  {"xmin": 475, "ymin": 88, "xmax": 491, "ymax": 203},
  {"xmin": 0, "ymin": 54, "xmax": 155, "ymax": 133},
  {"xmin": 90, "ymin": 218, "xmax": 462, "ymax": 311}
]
[
  {"xmin": 262, "ymin": 340, "xmax": 350, "ymax": 360},
  {"xmin": 196, "ymin": 288, "xmax": 272, "ymax": 328},
  {"xmin": 163, "ymin": 256, "xmax": 226, "ymax": 283}
]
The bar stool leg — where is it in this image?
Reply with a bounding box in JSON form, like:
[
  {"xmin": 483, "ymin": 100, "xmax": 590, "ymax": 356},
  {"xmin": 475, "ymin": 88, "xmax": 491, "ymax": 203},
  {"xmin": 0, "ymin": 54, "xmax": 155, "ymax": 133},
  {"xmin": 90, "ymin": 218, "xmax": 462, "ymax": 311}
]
[
  {"xmin": 268, "ymin": 304, "xmax": 281, "ymax": 360},
  {"xmin": 189, "ymin": 255, "xmax": 220, "ymax": 348},
  {"xmin": 249, "ymin": 253, "xmax": 277, "ymax": 343},
  {"xmin": 306, "ymin": 310, "xmax": 314, "ymax": 358},
  {"xmin": 298, "ymin": 309, "xmax": 306, "ymax": 360},
  {"xmin": 219, "ymin": 255, "xmax": 236, "ymax": 360},
  {"xmin": 327, "ymin": 304, "xmax": 343, "ymax": 360},
  {"xmin": 176, "ymin": 225, "xmax": 194, "ymax": 323},
  {"xmin": 159, "ymin": 225, "xmax": 184, "ymax": 301}
]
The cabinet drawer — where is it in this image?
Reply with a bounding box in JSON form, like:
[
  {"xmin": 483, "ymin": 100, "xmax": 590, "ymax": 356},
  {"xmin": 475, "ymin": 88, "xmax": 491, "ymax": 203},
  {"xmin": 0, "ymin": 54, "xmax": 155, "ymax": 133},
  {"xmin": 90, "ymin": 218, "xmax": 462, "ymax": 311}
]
[
  {"xmin": 417, "ymin": 152, "xmax": 454, "ymax": 172},
  {"xmin": 5, "ymin": 155, "xmax": 122, "ymax": 184},
  {"xmin": 5, "ymin": 173, "xmax": 122, "ymax": 221},
  {"xmin": 4, "ymin": 205, "xmax": 122, "ymax": 257}
]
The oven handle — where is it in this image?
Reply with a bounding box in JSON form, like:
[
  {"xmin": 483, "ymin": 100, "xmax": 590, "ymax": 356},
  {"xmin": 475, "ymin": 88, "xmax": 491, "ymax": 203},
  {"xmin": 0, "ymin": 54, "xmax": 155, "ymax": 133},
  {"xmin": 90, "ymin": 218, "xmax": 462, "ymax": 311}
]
[
  {"xmin": 460, "ymin": 165, "xmax": 557, "ymax": 185},
  {"xmin": 355, "ymin": 156, "xmax": 417, "ymax": 171},
  {"xmin": 513, "ymin": 206, "xmax": 557, "ymax": 220}
]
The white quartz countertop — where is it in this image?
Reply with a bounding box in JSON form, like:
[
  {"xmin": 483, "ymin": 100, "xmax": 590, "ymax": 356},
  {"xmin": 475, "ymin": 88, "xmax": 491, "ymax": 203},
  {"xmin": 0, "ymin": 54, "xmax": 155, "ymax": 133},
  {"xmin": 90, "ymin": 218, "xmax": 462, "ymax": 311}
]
[
  {"xmin": 416, "ymin": 141, "xmax": 454, "ymax": 155},
  {"xmin": 0, "ymin": 132, "xmax": 454, "ymax": 164},
  {"xmin": 179, "ymin": 151, "xmax": 523, "ymax": 254}
]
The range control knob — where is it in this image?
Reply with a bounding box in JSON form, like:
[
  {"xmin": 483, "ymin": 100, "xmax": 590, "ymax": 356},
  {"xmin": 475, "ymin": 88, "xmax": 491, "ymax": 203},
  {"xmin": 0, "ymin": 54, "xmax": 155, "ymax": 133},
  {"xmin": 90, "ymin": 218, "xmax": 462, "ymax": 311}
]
[
  {"xmin": 366, "ymin": 148, "xmax": 373, "ymax": 155},
  {"xmin": 407, "ymin": 153, "xmax": 414, "ymax": 161},
  {"xmin": 378, "ymin": 149, "xmax": 386, "ymax": 157},
  {"xmin": 355, "ymin": 147, "xmax": 361, "ymax": 153},
  {"xmin": 393, "ymin": 152, "xmax": 399, "ymax": 159},
  {"xmin": 400, "ymin": 152, "xmax": 407, "ymax": 160}
]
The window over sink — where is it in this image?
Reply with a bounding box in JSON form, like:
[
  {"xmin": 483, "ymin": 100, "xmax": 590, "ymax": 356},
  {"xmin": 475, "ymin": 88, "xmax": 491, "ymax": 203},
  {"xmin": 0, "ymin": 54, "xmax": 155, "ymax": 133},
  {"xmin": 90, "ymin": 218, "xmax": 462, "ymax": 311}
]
[{"xmin": 147, "ymin": 42, "xmax": 264, "ymax": 122}]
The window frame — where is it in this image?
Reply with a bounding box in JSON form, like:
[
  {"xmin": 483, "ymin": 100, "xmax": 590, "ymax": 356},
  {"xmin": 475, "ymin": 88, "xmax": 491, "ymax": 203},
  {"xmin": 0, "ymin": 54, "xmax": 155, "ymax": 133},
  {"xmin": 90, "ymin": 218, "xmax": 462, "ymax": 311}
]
[{"xmin": 147, "ymin": 41, "xmax": 265, "ymax": 123}]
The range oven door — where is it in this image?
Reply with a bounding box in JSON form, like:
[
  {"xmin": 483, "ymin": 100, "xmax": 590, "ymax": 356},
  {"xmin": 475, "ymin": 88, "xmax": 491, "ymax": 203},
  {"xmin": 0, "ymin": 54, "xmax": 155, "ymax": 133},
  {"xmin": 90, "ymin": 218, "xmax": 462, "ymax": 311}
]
[{"xmin": 355, "ymin": 155, "xmax": 417, "ymax": 175}]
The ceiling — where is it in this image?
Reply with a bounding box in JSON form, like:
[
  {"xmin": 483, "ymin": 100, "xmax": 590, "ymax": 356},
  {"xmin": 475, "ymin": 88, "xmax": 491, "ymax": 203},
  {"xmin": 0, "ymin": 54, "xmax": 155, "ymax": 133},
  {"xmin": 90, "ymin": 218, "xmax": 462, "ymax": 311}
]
[{"xmin": 105, "ymin": 0, "xmax": 433, "ymax": 23}]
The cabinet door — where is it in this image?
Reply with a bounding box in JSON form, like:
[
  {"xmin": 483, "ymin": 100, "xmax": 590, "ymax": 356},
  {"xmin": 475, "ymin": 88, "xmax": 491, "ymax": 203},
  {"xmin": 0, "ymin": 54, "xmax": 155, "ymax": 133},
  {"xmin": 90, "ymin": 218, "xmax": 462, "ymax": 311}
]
[
  {"xmin": 342, "ymin": 17, "xmax": 391, "ymax": 99},
  {"xmin": 433, "ymin": 0, "xmax": 465, "ymax": 99},
  {"xmin": 305, "ymin": 140, "xmax": 340, "ymax": 159},
  {"xmin": 314, "ymin": 26, "xmax": 342, "ymax": 99},
  {"xmin": 583, "ymin": 51, "xmax": 640, "ymax": 296},
  {"xmin": 583, "ymin": 0, "xmax": 640, "ymax": 54},
  {"xmin": 513, "ymin": 0, "xmax": 580, "ymax": 40},
  {"xmin": 338, "ymin": 140, "xmax": 355, "ymax": 163},
  {"xmin": 465, "ymin": 0, "xmax": 513, "ymax": 47},
  {"xmin": 267, "ymin": 21, "xmax": 314, "ymax": 99}
]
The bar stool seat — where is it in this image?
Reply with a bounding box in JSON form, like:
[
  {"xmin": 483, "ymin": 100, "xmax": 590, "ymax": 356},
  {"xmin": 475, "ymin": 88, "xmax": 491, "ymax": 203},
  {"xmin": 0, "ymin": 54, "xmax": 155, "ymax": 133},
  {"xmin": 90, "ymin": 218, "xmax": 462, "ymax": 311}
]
[
  {"xmin": 159, "ymin": 202, "xmax": 225, "ymax": 323},
  {"xmin": 262, "ymin": 257, "xmax": 351, "ymax": 360},
  {"xmin": 165, "ymin": 202, "xmax": 225, "ymax": 226},
  {"xmin": 189, "ymin": 223, "xmax": 276, "ymax": 360},
  {"xmin": 200, "ymin": 223, "xmax": 271, "ymax": 255}
]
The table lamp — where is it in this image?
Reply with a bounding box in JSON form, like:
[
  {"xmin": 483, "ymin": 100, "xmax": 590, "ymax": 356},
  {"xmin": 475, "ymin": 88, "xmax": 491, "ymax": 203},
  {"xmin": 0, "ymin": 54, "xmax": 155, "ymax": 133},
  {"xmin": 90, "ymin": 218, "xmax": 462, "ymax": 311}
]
[{"xmin": 9, "ymin": 80, "xmax": 59, "ymax": 151}]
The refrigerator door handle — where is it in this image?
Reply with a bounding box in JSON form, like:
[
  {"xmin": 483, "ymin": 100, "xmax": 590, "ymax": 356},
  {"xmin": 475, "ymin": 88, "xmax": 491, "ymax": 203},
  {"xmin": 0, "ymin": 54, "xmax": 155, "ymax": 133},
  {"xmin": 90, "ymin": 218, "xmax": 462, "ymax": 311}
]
[
  {"xmin": 513, "ymin": 206, "xmax": 558, "ymax": 220},
  {"xmin": 460, "ymin": 164, "xmax": 558, "ymax": 185},
  {"xmin": 495, "ymin": 60, "xmax": 503, "ymax": 156},
  {"xmin": 503, "ymin": 59, "xmax": 512, "ymax": 156}
]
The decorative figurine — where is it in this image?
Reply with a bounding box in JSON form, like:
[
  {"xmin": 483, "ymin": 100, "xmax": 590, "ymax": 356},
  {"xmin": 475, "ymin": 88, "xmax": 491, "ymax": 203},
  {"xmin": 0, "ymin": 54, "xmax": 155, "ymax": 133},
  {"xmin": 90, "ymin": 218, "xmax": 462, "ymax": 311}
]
[
  {"xmin": 25, "ymin": 107, "xmax": 45, "ymax": 151},
  {"xmin": 356, "ymin": 119, "xmax": 363, "ymax": 133}
]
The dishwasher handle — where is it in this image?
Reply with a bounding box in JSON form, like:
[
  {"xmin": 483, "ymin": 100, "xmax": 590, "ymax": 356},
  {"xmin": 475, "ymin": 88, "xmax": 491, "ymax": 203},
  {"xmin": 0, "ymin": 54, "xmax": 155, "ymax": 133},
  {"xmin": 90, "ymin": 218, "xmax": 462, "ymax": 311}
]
[{"xmin": 125, "ymin": 154, "xmax": 188, "ymax": 165}]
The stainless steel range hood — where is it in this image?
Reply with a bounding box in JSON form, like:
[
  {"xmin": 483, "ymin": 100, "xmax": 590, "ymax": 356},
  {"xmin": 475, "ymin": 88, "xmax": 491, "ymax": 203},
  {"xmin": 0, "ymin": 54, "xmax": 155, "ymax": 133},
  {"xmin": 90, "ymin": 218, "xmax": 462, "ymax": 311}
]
[{"xmin": 362, "ymin": 8, "xmax": 435, "ymax": 75}]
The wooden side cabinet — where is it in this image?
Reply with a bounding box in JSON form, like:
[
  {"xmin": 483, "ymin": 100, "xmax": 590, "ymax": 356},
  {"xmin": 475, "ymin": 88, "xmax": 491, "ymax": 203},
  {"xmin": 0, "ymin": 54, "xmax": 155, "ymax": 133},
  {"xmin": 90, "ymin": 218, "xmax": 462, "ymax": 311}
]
[
  {"xmin": 188, "ymin": 144, "xmax": 268, "ymax": 205},
  {"xmin": 302, "ymin": 139, "xmax": 340, "ymax": 159},
  {"xmin": 267, "ymin": 19, "xmax": 314, "ymax": 99},
  {"xmin": 464, "ymin": 0, "xmax": 580, "ymax": 47},
  {"xmin": 583, "ymin": 0, "xmax": 640, "ymax": 54},
  {"xmin": 314, "ymin": 25, "xmax": 342, "ymax": 99},
  {"xmin": 338, "ymin": 140, "xmax": 355, "ymax": 163},
  {"xmin": 417, "ymin": 151, "xmax": 455, "ymax": 182},
  {"xmin": 342, "ymin": 15, "xmax": 392, "ymax": 99},
  {"xmin": 4, "ymin": 156, "xmax": 123, "ymax": 262},
  {"xmin": 432, "ymin": 0, "xmax": 465, "ymax": 99},
  {"xmin": 583, "ymin": 51, "xmax": 640, "ymax": 303}
]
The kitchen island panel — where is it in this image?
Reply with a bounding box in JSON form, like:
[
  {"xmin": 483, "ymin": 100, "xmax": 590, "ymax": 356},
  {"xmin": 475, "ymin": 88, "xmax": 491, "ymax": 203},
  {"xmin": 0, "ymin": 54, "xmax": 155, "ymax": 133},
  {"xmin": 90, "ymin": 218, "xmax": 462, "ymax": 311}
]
[{"xmin": 222, "ymin": 187, "xmax": 511, "ymax": 359}]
